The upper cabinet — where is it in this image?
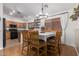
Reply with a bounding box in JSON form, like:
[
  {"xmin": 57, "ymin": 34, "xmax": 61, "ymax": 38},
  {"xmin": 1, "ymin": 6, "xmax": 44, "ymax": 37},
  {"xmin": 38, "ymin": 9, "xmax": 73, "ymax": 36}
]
[
  {"xmin": 5, "ymin": 21, "xmax": 14, "ymax": 28},
  {"xmin": 5, "ymin": 20, "xmax": 26, "ymax": 28}
]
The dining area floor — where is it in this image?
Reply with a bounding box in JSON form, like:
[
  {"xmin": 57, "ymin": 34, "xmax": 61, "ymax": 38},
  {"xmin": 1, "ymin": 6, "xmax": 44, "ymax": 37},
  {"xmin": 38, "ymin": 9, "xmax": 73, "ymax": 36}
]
[{"xmin": 0, "ymin": 43, "xmax": 77, "ymax": 56}]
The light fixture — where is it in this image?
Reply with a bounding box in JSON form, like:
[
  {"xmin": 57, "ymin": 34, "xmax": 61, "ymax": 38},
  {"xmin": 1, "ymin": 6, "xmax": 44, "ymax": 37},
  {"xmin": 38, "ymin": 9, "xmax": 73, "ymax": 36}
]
[
  {"xmin": 36, "ymin": 3, "xmax": 48, "ymax": 19},
  {"xmin": 9, "ymin": 10, "xmax": 16, "ymax": 15}
]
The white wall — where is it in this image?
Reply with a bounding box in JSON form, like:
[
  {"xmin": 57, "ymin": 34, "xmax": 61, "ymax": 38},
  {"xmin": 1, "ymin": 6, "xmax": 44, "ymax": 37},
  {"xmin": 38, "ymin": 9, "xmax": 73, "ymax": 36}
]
[
  {"xmin": 75, "ymin": 28, "xmax": 79, "ymax": 55},
  {"xmin": 0, "ymin": 3, "xmax": 3, "ymax": 50},
  {"xmin": 65, "ymin": 7, "xmax": 79, "ymax": 47}
]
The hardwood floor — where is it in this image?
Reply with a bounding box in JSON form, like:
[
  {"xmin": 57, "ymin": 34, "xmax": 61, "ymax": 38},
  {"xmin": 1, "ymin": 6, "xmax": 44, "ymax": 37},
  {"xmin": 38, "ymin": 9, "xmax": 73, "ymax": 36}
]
[
  {"xmin": 0, "ymin": 44, "xmax": 21, "ymax": 56},
  {"xmin": 6, "ymin": 39, "xmax": 20, "ymax": 48},
  {"xmin": 60, "ymin": 44, "xmax": 77, "ymax": 56},
  {"xmin": 0, "ymin": 44, "xmax": 78, "ymax": 56}
]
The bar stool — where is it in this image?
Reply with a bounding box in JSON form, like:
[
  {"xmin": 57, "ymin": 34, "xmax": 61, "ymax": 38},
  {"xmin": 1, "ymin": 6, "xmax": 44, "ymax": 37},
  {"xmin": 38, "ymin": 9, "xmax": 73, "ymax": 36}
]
[
  {"xmin": 21, "ymin": 30, "xmax": 30, "ymax": 56},
  {"xmin": 29, "ymin": 30, "xmax": 47, "ymax": 56}
]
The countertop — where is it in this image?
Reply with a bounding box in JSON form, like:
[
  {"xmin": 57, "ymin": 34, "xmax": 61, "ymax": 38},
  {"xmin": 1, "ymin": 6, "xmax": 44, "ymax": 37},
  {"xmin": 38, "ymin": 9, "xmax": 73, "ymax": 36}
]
[{"xmin": 6, "ymin": 28, "xmax": 28, "ymax": 32}]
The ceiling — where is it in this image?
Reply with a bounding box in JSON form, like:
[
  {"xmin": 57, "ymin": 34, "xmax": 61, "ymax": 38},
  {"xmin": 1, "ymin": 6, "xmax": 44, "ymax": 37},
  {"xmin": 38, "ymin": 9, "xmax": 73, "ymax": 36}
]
[{"xmin": 3, "ymin": 3, "xmax": 76, "ymax": 19}]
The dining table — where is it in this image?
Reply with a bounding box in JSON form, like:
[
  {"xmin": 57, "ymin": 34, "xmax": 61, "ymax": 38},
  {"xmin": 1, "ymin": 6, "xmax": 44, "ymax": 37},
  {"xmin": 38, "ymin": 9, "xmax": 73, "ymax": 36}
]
[
  {"xmin": 19, "ymin": 30, "xmax": 56, "ymax": 43},
  {"xmin": 39, "ymin": 32, "xmax": 56, "ymax": 42}
]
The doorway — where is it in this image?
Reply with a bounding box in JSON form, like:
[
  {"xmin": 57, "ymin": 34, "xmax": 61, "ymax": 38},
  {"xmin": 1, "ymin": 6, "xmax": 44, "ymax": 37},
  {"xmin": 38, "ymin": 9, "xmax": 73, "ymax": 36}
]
[{"xmin": 3, "ymin": 18, "xmax": 20, "ymax": 48}]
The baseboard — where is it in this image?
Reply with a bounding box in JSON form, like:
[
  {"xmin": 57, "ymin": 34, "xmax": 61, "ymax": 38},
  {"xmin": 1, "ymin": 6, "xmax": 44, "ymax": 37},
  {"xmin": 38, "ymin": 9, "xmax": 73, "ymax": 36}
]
[
  {"xmin": 63, "ymin": 43, "xmax": 79, "ymax": 56},
  {"xmin": 74, "ymin": 47, "xmax": 79, "ymax": 56},
  {"xmin": 64, "ymin": 43, "xmax": 76, "ymax": 47}
]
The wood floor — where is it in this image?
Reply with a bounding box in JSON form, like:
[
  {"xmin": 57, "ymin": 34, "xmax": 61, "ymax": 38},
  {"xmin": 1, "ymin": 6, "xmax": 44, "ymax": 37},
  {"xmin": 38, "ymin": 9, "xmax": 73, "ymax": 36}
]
[
  {"xmin": 60, "ymin": 44, "xmax": 77, "ymax": 56},
  {"xmin": 0, "ymin": 44, "xmax": 78, "ymax": 56},
  {"xmin": 6, "ymin": 39, "xmax": 19, "ymax": 48}
]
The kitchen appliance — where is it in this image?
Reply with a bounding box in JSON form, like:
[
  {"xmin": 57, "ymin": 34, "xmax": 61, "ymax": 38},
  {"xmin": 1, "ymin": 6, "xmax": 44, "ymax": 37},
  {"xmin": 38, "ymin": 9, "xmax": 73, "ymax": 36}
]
[{"xmin": 9, "ymin": 24, "xmax": 18, "ymax": 39}]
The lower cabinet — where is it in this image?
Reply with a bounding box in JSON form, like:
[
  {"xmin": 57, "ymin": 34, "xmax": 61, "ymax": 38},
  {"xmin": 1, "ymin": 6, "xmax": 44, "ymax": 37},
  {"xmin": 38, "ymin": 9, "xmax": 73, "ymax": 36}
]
[{"xmin": 6, "ymin": 32, "xmax": 10, "ymax": 40}]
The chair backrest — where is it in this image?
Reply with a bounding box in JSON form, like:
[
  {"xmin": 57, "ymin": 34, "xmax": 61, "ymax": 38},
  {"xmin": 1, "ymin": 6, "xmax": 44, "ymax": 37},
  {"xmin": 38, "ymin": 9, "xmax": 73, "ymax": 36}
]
[
  {"xmin": 22, "ymin": 30, "xmax": 29, "ymax": 41},
  {"xmin": 55, "ymin": 31, "xmax": 62, "ymax": 41},
  {"xmin": 29, "ymin": 30, "xmax": 39, "ymax": 45},
  {"xmin": 29, "ymin": 30, "xmax": 39, "ymax": 39}
]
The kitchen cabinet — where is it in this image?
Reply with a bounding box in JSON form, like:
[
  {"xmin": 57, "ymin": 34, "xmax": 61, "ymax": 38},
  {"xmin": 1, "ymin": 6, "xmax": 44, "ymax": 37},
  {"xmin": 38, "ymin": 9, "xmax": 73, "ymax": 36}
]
[
  {"xmin": 5, "ymin": 20, "xmax": 26, "ymax": 28},
  {"xmin": 6, "ymin": 32, "xmax": 10, "ymax": 40},
  {"xmin": 5, "ymin": 20, "xmax": 26, "ymax": 41},
  {"xmin": 5, "ymin": 21, "xmax": 13, "ymax": 28}
]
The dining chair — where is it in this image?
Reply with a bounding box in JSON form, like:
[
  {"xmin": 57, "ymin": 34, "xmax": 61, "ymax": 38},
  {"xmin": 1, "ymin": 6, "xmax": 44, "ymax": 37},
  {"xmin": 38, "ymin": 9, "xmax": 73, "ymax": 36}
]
[
  {"xmin": 29, "ymin": 30, "xmax": 47, "ymax": 56},
  {"xmin": 21, "ymin": 30, "xmax": 30, "ymax": 56},
  {"xmin": 47, "ymin": 31, "xmax": 62, "ymax": 56}
]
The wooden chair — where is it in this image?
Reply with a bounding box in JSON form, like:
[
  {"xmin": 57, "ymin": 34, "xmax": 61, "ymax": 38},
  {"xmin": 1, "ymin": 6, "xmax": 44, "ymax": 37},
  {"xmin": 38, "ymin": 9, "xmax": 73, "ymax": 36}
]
[
  {"xmin": 47, "ymin": 31, "xmax": 62, "ymax": 56},
  {"xmin": 45, "ymin": 18, "xmax": 62, "ymax": 56},
  {"xmin": 21, "ymin": 30, "xmax": 30, "ymax": 56},
  {"xmin": 29, "ymin": 30, "xmax": 47, "ymax": 56}
]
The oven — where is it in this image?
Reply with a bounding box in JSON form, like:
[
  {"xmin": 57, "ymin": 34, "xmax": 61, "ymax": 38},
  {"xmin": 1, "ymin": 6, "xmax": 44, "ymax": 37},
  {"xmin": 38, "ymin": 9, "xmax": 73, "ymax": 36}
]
[{"xmin": 9, "ymin": 24, "xmax": 18, "ymax": 39}]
